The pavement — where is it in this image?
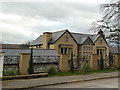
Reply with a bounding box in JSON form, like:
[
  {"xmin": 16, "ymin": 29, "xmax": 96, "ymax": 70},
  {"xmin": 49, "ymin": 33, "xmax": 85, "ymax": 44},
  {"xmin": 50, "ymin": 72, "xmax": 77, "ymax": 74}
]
[
  {"xmin": 38, "ymin": 77, "xmax": 119, "ymax": 88},
  {"xmin": 2, "ymin": 71, "xmax": 119, "ymax": 89}
]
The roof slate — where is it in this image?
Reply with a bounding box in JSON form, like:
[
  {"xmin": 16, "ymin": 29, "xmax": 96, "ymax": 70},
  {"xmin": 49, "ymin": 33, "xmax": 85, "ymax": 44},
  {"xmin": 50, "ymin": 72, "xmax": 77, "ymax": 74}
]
[
  {"xmin": 1, "ymin": 44, "xmax": 29, "ymax": 49},
  {"xmin": 30, "ymin": 29, "xmax": 101, "ymax": 45},
  {"xmin": 1, "ymin": 49, "xmax": 58, "ymax": 56}
]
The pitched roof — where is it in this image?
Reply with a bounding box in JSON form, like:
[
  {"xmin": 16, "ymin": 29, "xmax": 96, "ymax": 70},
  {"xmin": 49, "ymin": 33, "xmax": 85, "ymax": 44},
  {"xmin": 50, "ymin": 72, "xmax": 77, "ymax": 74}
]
[
  {"xmin": 30, "ymin": 35, "xmax": 43, "ymax": 46},
  {"xmin": 71, "ymin": 33, "xmax": 100, "ymax": 44},
  {"xmin": 1, "ymin": 49, "xmax": 58, "ymax": 56},
  {"xmin": 109, "ymin": 47, "xmax": 120, "ymax": 54},
  {"xmin": 30, "ymin": 29, "xmax": 102, "ymax": 45},
  {"xmin": 30, "ymin": 30, "xmax": 66, "ymax": 45},
  {"xmin": 1, "ymin": 44, "xmax": 29, "ymax": 49}
]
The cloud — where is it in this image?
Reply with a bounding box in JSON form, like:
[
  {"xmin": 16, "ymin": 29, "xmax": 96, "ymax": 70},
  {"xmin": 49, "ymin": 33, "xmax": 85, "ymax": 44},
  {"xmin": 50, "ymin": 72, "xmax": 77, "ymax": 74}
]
[{"xmin": 0, "ymin": 1, "xmax": 107, "ymax": 44}]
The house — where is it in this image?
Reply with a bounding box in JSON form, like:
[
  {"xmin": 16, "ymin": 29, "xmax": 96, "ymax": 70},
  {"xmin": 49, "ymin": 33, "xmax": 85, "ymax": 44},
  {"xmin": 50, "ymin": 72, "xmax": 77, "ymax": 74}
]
[{"xmin": 30, "ymin": 29, "xmax": 109, "ymax": 63}]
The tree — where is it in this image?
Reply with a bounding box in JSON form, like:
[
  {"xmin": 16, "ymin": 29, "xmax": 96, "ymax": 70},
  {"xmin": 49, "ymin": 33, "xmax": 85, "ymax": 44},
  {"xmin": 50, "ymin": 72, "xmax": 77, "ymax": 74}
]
[
  {"xmin": 28, "ymin": 48, "xmax": 34, "ymax": 74},
  {"xmin": 100, "ymin": 50, "xmax": 104, "ymax": 70},
  {"xmin": 109, "ymin": 52, "xmax": 114, "ymax": 67},
  {"xmin": 70, "ymin": 51, "xmax": 74, "ymax": 73},
  {"xmin": 90, "ymin": 0, "xmax": 120, "ymax": 54}
]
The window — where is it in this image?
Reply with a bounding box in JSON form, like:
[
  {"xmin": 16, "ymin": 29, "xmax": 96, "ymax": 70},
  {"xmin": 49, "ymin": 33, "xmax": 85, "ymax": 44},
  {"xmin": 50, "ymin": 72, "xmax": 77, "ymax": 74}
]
[
  {"xmin": 86, "ymin": 46, "xmax": 87, "ymax": 50},
  {"xmin": 100, "ymin": 40, "xmax": 102, "ymax": 45},
  {"xmin": 65, "ymin": 48, "xmax": 67, "ymax": 54},
  {"xmin": 89, "ymin": 46, "xmax": 90, "ymax": 51},
  {"xmin": 66, "ymin": 37, "xmax": 68, "ymax": 42},
  {"xmin": 100, "ymin": 49, "xmax": 103, "ymax": 55},
  {"xmin": 84, "ymin": 46, "xmax": 85, "ymax": 51},
  {"xmin": 89, "ymin": 40, "xmax": 90, "ymax": 45},
  {"xmin": 68, "ymin": 48, "xmax": 70, "ymax": 54},
  {"xmin": 97, "ymin": 49, "xmax": 99, "ymax": 55},
  {"xmin": 91, "ymin": 46, "xmax": 93, "ymax": 50},
  {"xmin": 86, "ymin": 40, "xmax": 87, "ymax": 45},
  {"xmin": 61, "ymin": 48, "xmax": 63, "ymax": 54}
]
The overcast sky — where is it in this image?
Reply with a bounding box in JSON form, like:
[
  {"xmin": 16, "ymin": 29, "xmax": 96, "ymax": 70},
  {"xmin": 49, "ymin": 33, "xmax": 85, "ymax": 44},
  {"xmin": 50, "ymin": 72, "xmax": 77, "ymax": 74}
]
[{"xmin": 0, "ymin": 0, "xmax": 109, "ymax": 44}]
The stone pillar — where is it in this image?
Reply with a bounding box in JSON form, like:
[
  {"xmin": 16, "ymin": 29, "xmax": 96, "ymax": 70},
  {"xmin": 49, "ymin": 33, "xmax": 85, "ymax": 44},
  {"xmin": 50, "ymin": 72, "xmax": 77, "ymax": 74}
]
[
  {"xmin": 90, "ymin": 54, "xmax": 98, "ymax": 70},
  {"xmin": 59, "ymin": 54, "xmax": 69, "ymax": 72},
  {"xmin": 19, "ymin": 53, "xmax": 31, "ymax": 75},
  {"xmin": 0, "ymin": 52, "xmax": 4, "ymax": 77},
  {"xmin": 114, "ymin": 54, "xmax": 120, "ymax": 68}
]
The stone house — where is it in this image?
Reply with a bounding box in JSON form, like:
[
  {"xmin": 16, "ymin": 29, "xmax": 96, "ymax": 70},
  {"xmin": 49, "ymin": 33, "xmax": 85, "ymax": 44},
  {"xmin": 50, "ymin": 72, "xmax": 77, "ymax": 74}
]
[{"xmin": 30, "ymin": 29, "xmax": 109, "ymax": 65}]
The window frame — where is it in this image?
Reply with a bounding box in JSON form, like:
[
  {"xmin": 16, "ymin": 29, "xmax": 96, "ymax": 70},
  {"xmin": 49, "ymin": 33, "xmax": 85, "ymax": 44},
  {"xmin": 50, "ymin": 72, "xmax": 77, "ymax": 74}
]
[{"xmin": 66, "ymin": 37, "xmax": 68, "ymax": 42}]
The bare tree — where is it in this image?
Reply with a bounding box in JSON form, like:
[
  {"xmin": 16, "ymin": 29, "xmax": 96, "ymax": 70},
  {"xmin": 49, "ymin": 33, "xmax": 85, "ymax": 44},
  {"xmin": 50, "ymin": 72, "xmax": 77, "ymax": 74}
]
[{"xmin": 90, "ymin": 0, "xmax": 120, "ymax": 54}]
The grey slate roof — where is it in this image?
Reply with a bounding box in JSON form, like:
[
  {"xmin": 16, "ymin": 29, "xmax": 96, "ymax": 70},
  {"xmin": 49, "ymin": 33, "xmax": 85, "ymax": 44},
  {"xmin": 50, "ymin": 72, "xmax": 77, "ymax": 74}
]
[
  {"xmin": 109, "ymin": 47, "xmax": 120, "ymax": 54},
  {"xmin": 30, "ymin": 30, "xmax": 66, "ymax": 46},
  {"xmin": 30, "ymin": 30, "xmax": 101, "ymax": 45},
  {"xmin": 1, "ymin": 44, "xmax": 29, "ymax": 49},
  {"xmin": 30, "ymin": 35, "xmax": 43, "ymax": 45},
  {"xmin": 1, "ymin": 49, "xmax": 58, "ymax": 56}
]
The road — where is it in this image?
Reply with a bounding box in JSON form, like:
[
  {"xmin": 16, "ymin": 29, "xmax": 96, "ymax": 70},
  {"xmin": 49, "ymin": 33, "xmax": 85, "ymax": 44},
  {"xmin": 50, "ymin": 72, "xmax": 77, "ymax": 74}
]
[{"xmin": 37, "ymin": 77, "xmax": 119, "ymax": 88}]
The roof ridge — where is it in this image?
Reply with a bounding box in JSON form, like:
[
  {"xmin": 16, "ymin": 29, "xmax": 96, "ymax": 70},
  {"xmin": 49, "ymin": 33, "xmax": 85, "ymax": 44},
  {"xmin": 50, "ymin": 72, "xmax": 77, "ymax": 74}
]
[
  {"xmin": 71, "ymin": 32, "xmax": 92, "ymax": 35},
  {"xmin": 52, "ymin": 29, "xmax": 68, "ymax": 33}
]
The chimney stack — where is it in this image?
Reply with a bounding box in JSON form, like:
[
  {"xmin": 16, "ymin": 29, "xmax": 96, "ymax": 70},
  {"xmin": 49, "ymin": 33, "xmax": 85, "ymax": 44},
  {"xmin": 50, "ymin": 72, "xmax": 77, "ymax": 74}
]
[{"xmin": 43, "ymin": 32, "xmax": 52, "ymax": 49}]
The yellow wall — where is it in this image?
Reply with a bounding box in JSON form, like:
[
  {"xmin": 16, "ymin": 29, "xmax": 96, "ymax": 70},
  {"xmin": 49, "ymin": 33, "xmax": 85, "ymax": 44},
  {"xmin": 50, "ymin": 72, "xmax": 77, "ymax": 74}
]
[
  {"xmin": 49, "ymin": 44, "xmax": 55, "ymax": 49},
  {"xmin": 59, "ymin": 54, "xmax": 69, "ymax": 72},
  {"xmin": 43, "ymin": 32, "xmax": 52, "ymax": 49},
  {"xmin": 94, "ymin": 36, "xmax": 109, "ymax": 58},
  {"xmin": 53, "ymin": 31, "xmax": 78, "ymax": 57},
  {"xmin": 19, "ymin": 53, "xmax": 31, "ymax": 75},
  {"xmin": 79, "ymin": 38, "xmax": 94, "ymax": 61}
]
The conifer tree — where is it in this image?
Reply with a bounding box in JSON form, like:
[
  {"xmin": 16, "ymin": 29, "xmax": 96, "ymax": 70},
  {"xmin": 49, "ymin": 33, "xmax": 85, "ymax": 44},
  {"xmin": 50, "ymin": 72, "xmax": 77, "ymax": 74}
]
[
  {"xmin": 28, "ymin": 48, "xmax": 34, "ymax": 74},
  {"xmin": 70, "ymin": 51, "xmax": 74, "ymax": 73}
]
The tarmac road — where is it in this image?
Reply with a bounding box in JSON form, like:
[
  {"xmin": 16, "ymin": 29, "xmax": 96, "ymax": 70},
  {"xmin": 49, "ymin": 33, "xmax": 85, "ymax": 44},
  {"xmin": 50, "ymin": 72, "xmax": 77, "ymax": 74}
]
[{"xmin": 37, "ymin": 77, "xmax": 119, "ymax": 88}]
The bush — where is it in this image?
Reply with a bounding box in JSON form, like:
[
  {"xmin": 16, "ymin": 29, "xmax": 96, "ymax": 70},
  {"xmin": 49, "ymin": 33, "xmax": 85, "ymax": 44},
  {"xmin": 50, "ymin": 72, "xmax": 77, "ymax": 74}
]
[
  {"xmin": 44, "ymin": 65, "xmax": 56, "ymax": 75},
  {"xmin": 79, "ymin": 63, "xmax": 91, "ymax": 73},
  {"xmin": 111, "ymin": 66, "xmax": 117, "ymax": 70},
  {"xmin": 3, "ymin": 68, "xmax": 18, "ymax": 76}
]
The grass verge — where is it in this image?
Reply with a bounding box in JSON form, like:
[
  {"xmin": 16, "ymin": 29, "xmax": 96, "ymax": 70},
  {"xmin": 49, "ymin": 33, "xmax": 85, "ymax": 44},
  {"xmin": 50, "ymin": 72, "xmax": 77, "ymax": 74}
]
[{"xmin": 49, "ymin": 69, "xmax": 120, "ymax": 77}]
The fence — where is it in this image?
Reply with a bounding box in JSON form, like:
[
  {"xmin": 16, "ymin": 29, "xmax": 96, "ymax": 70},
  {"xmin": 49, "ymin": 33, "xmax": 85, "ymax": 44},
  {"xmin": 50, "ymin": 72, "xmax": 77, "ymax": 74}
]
[
  {"xmin": 3, "ymin": 55, "xmax": 59, "ymax": 72},
  {"xmin": 4, "ymin": 56, "xmax": 19, "ymax": 72},
  {"xmin": 33, "ymin": 56, "xmax": 59, "ymax": 72}
]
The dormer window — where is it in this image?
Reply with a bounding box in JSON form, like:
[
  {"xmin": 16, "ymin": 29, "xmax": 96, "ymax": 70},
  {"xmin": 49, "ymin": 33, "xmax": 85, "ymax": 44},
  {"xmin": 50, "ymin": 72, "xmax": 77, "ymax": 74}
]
[{"xmin": 66, "ymin": 37, "xmax": 68, "ymax": 42}]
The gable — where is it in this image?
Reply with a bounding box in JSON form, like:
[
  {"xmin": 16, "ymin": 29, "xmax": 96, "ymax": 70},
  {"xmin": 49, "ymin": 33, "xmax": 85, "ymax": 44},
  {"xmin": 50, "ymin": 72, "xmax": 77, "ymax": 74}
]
[
  {"xmin": 54, "ymin": 30, "xmax": 78, "ymax": 45},
  {"xmin": 82, "ymin": 37, "xmax": 94, "ymax": 45},
  {"xmin": 95, "ymin": 36, "xmax": 109, "ymax": 46}
]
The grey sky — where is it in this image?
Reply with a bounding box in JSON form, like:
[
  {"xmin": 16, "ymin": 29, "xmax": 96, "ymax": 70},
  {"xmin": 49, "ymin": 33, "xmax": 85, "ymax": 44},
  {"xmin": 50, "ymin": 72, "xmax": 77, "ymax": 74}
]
[{"xmin": 0, "ymin": 0, "xmax": 108, "ymax": 44}]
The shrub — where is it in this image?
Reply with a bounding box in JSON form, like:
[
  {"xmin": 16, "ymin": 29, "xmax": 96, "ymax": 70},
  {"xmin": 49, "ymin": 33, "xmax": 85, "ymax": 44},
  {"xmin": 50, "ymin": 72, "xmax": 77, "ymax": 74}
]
[
  {"xmin": 100, "ymin": 51, "xmax": 104, "ymax": 70},
  {"xmin": 111, "ymin": 66, "xmax": 117, "ymax": 70},
  {"xmin": 3, "ymin": 68, "xmax": 18, "ymax": 76},
  {"xmin": 79, "ymin": 63, "xmax": 91, "ymax": 73},
  {"xmin": 44, "ymin": 65, "xmax": 56, "ymax": 75}
]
